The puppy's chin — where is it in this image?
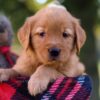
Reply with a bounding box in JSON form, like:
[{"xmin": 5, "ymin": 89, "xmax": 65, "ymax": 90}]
[
  {"xmin": 46, "ymin": 60, "xmax": 60, "ymax": 65},
  {"xmin": 42, "ymin": 59, "xmax": 66, "ymax": 68}
]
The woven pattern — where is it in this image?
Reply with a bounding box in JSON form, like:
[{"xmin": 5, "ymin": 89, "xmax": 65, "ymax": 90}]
[
  {"xmin": 41, "ymin": 75, "xmax": 92, "ymax": 100},
  {"xmin": 0, "ymin": 75, "xmax": 92, "ymax": 100}
]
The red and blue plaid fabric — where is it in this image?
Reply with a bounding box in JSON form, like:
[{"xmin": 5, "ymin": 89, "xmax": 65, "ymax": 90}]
[{"xmin": 0, "ymin": 75, "xmax": 92, "ymax": 100}]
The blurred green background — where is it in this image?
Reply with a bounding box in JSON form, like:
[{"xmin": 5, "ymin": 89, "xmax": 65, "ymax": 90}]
[{"xmin": 0, "ymin": 0, "xmax": 100, "ymax": 99}]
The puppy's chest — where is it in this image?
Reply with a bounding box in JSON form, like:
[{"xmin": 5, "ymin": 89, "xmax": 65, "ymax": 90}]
[{"xmin": 55, "ymin": 63, "xmax": 73, "ymax": 75}]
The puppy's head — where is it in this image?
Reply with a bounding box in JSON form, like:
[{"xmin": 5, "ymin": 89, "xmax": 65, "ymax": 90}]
[{"xmin": 18, "ymin": 5, "xmax": 86, "ymax": 65}]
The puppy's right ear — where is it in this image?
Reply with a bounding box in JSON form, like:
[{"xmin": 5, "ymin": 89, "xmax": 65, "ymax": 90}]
[{"xmin": 17, "ymin": 18, "xmax": 31, "ymax": 50}]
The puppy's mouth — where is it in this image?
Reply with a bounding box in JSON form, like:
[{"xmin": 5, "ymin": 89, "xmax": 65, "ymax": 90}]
[
  {"xmin": 47, "ymin": 56, "xmax": 61, "ymax": 64},
  {"xmin": 46, "ymin": 59, "xmax": 60, "ymax": 66},
  {"xmin": 49, "ymin": 56, "xmax": 59, "ymax": 61}
]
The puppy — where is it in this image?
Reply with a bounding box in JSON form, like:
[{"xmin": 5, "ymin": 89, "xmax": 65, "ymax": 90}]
[{"xmin": 0, "ymin": 4, "xmax": 86, "ymax": 95}]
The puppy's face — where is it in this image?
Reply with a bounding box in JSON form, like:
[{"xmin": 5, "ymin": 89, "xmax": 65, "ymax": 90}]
[
  {"xmin": 18, "ymin": 6, "xmax": 86, "ymax": 65},
  {"xmin": 32, "ymin": 13, "xmax": 74, "ymax": 64}
]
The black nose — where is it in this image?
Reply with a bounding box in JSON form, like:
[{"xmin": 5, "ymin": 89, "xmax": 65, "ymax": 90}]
[{"xmin": 48, "ymin": 48, "xmax": 61, "ymax": 58}]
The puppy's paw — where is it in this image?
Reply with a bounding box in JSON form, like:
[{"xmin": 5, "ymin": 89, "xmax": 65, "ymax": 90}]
[
  {"xmin": 0, "ymin": 68, "xmax": 17, "ymax": 82},
  {"xmin": 0, "ymin": 69, "xmax": 10, "ymax": 82},
  {"xmin": 28, "ymin": 75, "xmax": 49, "ymax": 96}
]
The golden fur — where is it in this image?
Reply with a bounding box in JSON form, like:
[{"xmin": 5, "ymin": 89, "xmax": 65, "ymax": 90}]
[{"xmin": 0, "ymin": 5, "xmax": 86, "ymax": 95}]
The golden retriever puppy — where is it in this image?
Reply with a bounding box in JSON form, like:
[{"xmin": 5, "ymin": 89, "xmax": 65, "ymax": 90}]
[{"xmin": 0, "ymin": 4, "xmax": 86, "ymax": 95}]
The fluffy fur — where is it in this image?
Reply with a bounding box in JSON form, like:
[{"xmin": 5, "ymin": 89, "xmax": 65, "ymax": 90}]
[{"xmin": 0, "ymin": 5, "xmax": 86, "ymax": 95}]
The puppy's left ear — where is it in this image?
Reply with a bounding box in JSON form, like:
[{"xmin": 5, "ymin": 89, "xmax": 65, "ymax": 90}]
[{"xmin": 74, "ymin": 20, "xmax": 86, "ymax": 53}]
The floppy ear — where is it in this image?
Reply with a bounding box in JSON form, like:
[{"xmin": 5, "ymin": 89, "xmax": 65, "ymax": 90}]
[
  {"xmin": 74, "ymin": 20, "xmax": 86, "ymax": 53},
  {"xmin": 17, "ymin": 18, "xmax": 31, "ymax": 50}
]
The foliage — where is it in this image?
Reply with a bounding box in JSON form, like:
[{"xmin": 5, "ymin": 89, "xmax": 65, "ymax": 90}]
[{"xmin": 0, "ymin": 0, "xmax": 32, "ymax": 32}]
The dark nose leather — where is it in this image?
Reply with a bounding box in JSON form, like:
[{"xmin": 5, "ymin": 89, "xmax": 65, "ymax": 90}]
[{"xmin": 48, "ymin": 48, "xmax": 61, "ymax": 58}]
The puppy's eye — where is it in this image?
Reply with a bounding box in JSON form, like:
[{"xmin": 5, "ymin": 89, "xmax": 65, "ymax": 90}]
[
  {"xmin": 39, "ymin": 32, "xmax": 45, "ymax": 37},
  {"xmin": 63, "ymin": 32, "xmax": 69, "ymax": 38}
]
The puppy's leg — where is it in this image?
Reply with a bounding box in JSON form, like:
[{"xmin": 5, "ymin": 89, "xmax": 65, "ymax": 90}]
[
  {"xmin": 28, "ymin": 65, "xmax": 64, "ymax": 96},
  {"xmin": 0, "ymin": 68, "xmax": 18, "ymax": 82},
  {"xmin": 0, "ymin": 52, "xmax": 37, "ymax": 82}
]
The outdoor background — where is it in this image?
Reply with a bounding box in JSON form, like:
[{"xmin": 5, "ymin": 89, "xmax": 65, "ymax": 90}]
[{"xmin": 0, "ymin": 0, "xmax": 100, "ymax": 100}]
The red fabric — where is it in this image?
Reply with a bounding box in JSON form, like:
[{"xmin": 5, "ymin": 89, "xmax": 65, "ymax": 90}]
[
  {"xmin": 0, "ymin": 83, "xmax": 16, "ymax": 100},
  {"xmin": 0, "ymin": 46, "xmax": 14, "ymax": 66},
  {"xmin": 57, "ymin": 78, "xmax": 72, "ymax": 99}
]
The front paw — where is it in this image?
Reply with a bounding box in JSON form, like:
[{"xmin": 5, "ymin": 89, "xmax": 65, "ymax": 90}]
[
  {"xmin": 0, "ymin": 69, "xmax": 10, "ymax": 82},
  {"xmin": 28, "ymin": 75, "xmax": 49, "ymax": 96}
]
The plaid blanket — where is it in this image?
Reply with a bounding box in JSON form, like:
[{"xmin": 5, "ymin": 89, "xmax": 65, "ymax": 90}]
[{"xmin": 0, "ymin": 75, "xmax": 92, "ymax": 100}]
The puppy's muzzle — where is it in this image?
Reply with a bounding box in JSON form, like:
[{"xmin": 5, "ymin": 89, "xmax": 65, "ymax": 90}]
[{"xmin": 48, "ymin": 48, "xmax": 61, "ymax": 60}]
